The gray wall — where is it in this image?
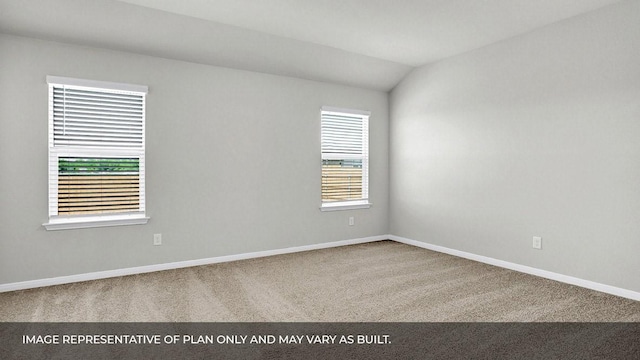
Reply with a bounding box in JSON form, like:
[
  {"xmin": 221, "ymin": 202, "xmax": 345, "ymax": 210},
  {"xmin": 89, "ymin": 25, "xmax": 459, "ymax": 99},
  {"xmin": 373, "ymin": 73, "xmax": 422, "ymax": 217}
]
[
  {"xmin": 390, "ymin": 0, "xmax": 640, "ymax": 292},
  {"xmin": 0, "ymin": 34, "xmax": 389, "ymax": 285}
]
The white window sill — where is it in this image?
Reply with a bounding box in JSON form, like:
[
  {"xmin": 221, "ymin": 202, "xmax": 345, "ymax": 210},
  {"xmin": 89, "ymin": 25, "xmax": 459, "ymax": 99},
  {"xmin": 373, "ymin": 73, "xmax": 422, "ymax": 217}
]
[
  {"xmin": 320, "ymin": 201, "xmax": 371, "ymax": 212},
  {"xmin": 43, "ymin": 214, "xmax": 149, "ymax": 231}
]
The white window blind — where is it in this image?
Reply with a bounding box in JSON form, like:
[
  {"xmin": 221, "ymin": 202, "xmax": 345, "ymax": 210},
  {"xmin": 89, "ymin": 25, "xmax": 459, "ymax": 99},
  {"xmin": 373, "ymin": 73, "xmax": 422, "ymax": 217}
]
[
  {"xmin": 52, "ymin": 86, "xmax": 144, "ymax": 148},
  {"xmin": 321, "ymin": 106, "xmax": 370, "ymax": 210},
  {"xmin": 44, "ymin": 76, "xmax": 149, "ymax": 230}
]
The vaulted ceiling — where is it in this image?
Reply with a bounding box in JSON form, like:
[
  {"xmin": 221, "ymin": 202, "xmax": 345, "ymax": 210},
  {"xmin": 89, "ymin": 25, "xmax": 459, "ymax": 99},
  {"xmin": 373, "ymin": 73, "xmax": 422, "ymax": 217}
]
[{"xmin": 0, "ymin": 0, "xmax": 623, "ymax": 91}]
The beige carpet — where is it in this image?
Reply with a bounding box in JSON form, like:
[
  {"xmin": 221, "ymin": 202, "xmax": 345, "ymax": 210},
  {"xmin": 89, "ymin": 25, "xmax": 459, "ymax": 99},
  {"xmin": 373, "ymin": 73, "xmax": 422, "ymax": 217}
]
[{"xmin": 1, "ymin": 241, "xmax": 638, "ymax": 322}]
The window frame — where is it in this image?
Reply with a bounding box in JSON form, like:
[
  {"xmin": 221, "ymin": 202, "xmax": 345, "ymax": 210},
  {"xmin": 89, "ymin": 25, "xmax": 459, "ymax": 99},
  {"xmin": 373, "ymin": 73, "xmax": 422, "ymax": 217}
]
[
  {"xmin": 43, "ymin": 76, "xmax": 149, "ymax": 230},
  {"xmin": 320, "ymin": 106, "xmax": 371, "ymax": 211}
]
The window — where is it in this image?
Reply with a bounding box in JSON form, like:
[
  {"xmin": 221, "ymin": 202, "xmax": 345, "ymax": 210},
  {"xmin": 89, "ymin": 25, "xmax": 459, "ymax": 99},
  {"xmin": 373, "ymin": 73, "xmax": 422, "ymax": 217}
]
[
  {"xmin": 320, "ymin": 106, "xmax": 371, "ymax": 211},
  {"xmin": 43, "ymin": 76, "xmax": 149, "ymax": 230}
]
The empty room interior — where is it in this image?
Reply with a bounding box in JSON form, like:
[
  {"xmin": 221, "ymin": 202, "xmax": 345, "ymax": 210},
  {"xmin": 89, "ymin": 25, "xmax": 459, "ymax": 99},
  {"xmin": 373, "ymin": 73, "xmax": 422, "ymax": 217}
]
[{"xmin": 0, "ymin": 0, "xmax": 639, "ymax": 322}]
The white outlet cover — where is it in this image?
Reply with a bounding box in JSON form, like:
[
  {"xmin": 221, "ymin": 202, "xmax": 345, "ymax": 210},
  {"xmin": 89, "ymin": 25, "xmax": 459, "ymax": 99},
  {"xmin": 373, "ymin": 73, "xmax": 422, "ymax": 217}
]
[{"xmin": 533, "ymin": 236, "xmax": 542, "ymax": 250}]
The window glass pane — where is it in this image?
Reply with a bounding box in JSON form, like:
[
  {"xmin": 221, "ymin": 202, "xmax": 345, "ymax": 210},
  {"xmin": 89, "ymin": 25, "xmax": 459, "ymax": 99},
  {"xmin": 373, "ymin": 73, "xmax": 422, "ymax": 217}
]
[
  {"xmin": 322, "ymin": 159, "xmax": 363, "ymax": 202},
  {"xmin": 57, "ymin": 157, "xmax": 140, "ymax": 215}
]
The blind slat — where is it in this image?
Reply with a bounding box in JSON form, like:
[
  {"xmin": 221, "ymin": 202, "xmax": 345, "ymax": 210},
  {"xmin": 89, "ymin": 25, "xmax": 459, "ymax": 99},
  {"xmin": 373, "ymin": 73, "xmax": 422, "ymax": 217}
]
[{"xmin": 53, "ymin": 88, "xmax": 144, "ymax": 101}]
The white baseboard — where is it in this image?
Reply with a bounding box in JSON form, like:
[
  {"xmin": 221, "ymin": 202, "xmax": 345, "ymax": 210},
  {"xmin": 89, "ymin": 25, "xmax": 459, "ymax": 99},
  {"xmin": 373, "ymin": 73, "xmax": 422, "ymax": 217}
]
[
  {"xmin": 0, "ymin": 235, "xmax": 386, "ymax": 293},
  {"xmin": 389, "ymin": 235, "xmax": 640, "ymax": 302},
  {"xmin": 2, "ymin": 233, "xmax": 638, "ymax": 302}
]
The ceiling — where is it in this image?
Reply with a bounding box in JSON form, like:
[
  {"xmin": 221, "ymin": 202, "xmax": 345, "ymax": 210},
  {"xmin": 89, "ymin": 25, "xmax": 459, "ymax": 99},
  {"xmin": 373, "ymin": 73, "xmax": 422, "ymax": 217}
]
[{"xmin": 0, "ymin": 0, "xmax": 623, "ymax": 91}]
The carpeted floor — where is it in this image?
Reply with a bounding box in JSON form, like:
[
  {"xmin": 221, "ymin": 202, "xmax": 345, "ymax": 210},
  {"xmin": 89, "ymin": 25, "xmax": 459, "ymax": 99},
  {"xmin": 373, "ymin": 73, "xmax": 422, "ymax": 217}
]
[{"xmin": 0, "ymin": 241, "xmax": 638, "ymax": 322}]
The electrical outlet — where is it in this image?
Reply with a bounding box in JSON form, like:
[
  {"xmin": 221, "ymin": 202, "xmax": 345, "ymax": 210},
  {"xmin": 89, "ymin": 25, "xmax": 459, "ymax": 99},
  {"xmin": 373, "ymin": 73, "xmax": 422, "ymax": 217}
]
[
  {"xmin": 348, "ymin": 217, "xmax": 354, "ymax": 226},
  {"xmin": 153, "ymin": 234, "xmax": 162, "ymax": 246},
  {"xmin": 532, "ymin": 236, "xmax": 542, "ymax": 250}
]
